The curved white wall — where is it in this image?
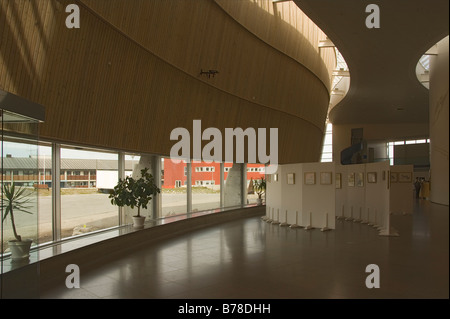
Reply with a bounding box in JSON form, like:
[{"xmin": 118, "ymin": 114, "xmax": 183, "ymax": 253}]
[{"xmin": 429, "ymin": 36, "xmax": 449, "ymax": 206}]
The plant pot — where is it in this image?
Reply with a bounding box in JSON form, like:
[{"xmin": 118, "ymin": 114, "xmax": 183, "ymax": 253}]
[
  {"xmin": 132, "ymin": 216, "xmax": 146, "ymax": 228},
  {"xmin": 8, "ymin": 239, "xmax": 32, "ymax": 261},
  {"xmin": 256, "ymin": 198, "xmax": 263, "ymax": 205}
]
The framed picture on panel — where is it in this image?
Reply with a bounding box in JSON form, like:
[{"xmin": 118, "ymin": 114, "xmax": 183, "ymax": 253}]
[
  {"xmin": 367, "ymin": 172, "xmax": 377, "ymax": 183},
  {"xmin": 304, "ymin": 172, "xmax": 315, "ymax": 185},
  {"xmin": 356, "ymin": 172, "xmax": 364, "ymax": 187},
  {"xmin": 287, "ymin": 173, "xmax": 295, "ymax": 185},
  {"xmin": 348, "ymin": 173, "xmax": 355, "ymax": 187},
  {"xmin": 274, "ymin": 174, "xmax": 278, "ymax": 182},
  {"xmin": 390, "ymin": 172, "xmax": 398, "ymax": 183},
  {"xmin": 320, "ymin": 172, "xmax": 332, "ymax": 185},
  {"xmin": 398, "ymin": 172, "xmax": 412, "ymax": 183},
  {"xmin": 335, "ymin": 173, "xmax": 342, "ymax": 189}
]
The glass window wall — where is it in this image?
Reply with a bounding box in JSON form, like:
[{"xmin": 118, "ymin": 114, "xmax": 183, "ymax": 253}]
[
  {"xmin": 161, "ymin": 158, "xmax": 187, "ymax": 218},
  {"xmin": 3, "ymin": 137, "xmax": 257, "ymax": 275},
  {"xmin": 321, "ymin": 123, "xmax": 333, "ymax": 162},
  {"xmin": 1, "ymin": 109, "xmax": 39, "ymax": 294},
  {"xmin": 192, "ymin": 161, "xmax": 221, "ymax": 213},
  {"xmin": 60, "ymin": 146, "xmax": 118, "ymax": 239},
  {"xmin": 1, "ymin": 138, "xmax": 39, "ymax": 253},
  {"xmin": 121, "ymin": 154, "xmax": 160, "ymax": 224},
  {"xmin": 37, "ymin": 143, "xmax": 52, "ymax": 244},
  {"xmin": 246, "ymin": 164, "xmax": 266, "ymax": 205}
]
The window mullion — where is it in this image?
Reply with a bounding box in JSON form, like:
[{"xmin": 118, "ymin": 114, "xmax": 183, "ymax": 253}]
[{"xmin": 51, "ymin": 143, "xmax": 61, "ymax": 242}]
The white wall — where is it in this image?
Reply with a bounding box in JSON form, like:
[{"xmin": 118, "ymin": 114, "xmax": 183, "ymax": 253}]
[
  {"xmin": 390, "ymin": 164, "xmax": 414, "ymax": 214},
  {"xmin": 301, "ymin": 162, "xmax": 335, "ymax": 229},
  {"xmin": 345, "ymin": 163, "xmax": 366, "ymax": 221},
  {"xmin": 365, "ymin": 161, "xmax": 391, "ymax": 232},
  {"xmin": 336, "ymin": 162, "xmax": 390, "ymax": 226},
  {"xmin": 266, "ymin": 162, "xmax": 336, "ymax": 229},
  {"xmin": 266, "ymin": 165, "xmax": 282, "ymax": 221},
  {"xmin": 335, "ymin": 164, "xmax": 347, "ymax": 219},
  {"xmin": 280, "ymin": 163, "xmax": 303, "ymax": 225},
  {"xmin": 267, "ymin": 161, "xmax": 396, "ymax": 235},
  {"xmin": 429, "ymin": 36, "xmax": 449, "ymax": 205}
]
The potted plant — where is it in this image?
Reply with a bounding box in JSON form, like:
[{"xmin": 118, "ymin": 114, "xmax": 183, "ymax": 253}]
[
  {"xmin": 253, "ymin": 177, "xmax": 266, "ymax": 205},
  {"xmin": 1, "ymin": 183, "xmax": 34, "ymax": 261},
  {"xmin": 109, "ymin": 168, "xmax": 160, "ymax": 228}
]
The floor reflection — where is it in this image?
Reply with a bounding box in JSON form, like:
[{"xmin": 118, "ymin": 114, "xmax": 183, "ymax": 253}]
[{"xmin": 40, "ymin": 199, "xmax": 448, "ymax": 299}]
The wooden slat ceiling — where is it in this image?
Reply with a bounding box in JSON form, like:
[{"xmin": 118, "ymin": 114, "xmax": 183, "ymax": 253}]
[{"xmin": 0, "ymin": 0, "xmax": 335, "ymax": 164}]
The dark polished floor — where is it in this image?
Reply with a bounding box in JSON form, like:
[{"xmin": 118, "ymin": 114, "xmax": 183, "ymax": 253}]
[{"xmin": 40, "ymin": 199, "xmax": 449, "ymax": 299}]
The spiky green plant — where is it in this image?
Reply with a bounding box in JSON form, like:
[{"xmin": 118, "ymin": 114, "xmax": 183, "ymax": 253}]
[
  {"xmin": 253, "ymin": 177, "xmax": 266, "ymax": 199},
  {"xmin": 2, "ymin": 183, "xmax": 34, "ymax": 242}
]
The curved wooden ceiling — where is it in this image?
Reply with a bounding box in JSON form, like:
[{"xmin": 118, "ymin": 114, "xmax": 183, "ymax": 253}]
[{"xmin": 0, "ymin": 0, "xmax": 335, "ymax": 164}]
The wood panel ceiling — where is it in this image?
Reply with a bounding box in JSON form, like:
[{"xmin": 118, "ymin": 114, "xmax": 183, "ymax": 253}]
[{"xmin": 0, "ymin": 0, "xmax": 335, "ymax": 164}]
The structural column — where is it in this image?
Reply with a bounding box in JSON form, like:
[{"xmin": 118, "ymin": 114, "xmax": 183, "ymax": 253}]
[
  {"xmin": 429, "ymin": 36, "xmax": 449, "ymax": 205},
  {"xmin": 220, "ymin": 162, "xmax": 224, "ymax": 208},
  {"xmin": 187, "ymin": 162, "xmax": 192, "ymax": 215},
  {"xmin": 223, "ymin": 163, "xmax": 243, "ymax": 208},
  {"xmin": 118, "ymin": 152, "xmax": 125, "ymax": 225}
]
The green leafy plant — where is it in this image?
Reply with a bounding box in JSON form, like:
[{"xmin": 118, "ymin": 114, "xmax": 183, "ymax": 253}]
[
  {"xmin": 109, "ymin": 168, "xmax": 161, "ymax": 217},
  {"xmin": 1, "ymin": 183, "xmax": 34, "ymax": 242},
  {"xmin": 253, "ymin": 177, "xmax": 266, "ymax": 199}
]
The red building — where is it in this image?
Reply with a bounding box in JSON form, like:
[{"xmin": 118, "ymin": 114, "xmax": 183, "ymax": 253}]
[{"xmin": 162, "ymin": 159, "xmax": 265, "ymax": 188}]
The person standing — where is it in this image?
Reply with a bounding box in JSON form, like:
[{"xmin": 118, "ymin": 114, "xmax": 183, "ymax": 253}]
[{"xmin": 414, "ymin": 177, "xmax": 421, "ymax": 198}]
